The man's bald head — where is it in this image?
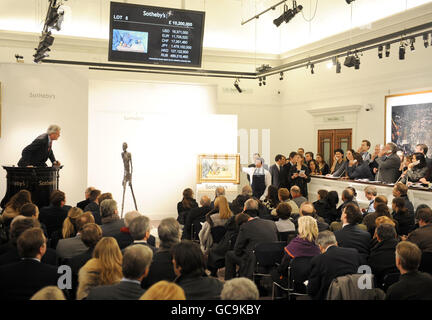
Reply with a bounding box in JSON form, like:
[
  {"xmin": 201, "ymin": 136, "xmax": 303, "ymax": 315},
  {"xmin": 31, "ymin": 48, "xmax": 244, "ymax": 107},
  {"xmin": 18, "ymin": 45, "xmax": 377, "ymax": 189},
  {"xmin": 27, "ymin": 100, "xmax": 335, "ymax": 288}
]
[{"xmin": 300, "ymin": 202, "xmax": 315, "ymax": 216}]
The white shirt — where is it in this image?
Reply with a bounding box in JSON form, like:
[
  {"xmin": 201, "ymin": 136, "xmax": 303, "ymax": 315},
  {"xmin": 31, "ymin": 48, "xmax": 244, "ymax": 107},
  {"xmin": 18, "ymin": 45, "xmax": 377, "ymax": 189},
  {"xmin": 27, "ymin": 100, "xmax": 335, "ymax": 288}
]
[{"xmin": 242, "ymin": 166, "xmax": 271, "ymax": 200}]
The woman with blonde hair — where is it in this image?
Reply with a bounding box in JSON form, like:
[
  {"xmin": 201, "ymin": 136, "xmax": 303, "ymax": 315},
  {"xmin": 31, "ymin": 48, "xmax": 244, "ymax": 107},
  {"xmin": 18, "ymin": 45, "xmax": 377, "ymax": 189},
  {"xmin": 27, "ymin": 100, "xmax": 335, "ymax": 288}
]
[
  {"xmin": 62, "ymin": 207, "xmax": 84, "ymax": 239},
  {"xmin": 272, "ymin": 216, "xmax": 321, "ymax": 288},
  {"xmin": 140, "ymin": 281, "xmax": 186, "ymax": 300},
  {"xmin": 76, "ymin": 237, "xmax": 123, "ymax": 299},
  {"xmin": 30, "ymin": 286, "xmax": 66, "ymax": 300},
  {"xmin": 198, "ymin": 195, "xmax": 232, "ymax": 253}
]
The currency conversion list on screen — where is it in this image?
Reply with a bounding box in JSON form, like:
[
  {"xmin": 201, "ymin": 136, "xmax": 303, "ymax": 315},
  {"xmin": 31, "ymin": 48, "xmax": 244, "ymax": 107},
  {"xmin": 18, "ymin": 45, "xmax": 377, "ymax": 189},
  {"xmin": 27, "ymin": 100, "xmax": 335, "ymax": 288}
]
[{"xmin": 109, "ymin": 2, "xmax": 205, "ymax": 67}]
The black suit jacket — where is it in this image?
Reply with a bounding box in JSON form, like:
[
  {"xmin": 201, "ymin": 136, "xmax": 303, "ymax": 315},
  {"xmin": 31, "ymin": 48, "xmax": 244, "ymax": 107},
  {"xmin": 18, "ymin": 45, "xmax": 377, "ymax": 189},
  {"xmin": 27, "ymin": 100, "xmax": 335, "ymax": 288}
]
[
  {"xmin": 307, "ymin": 246, "xmax": 361, "ymax": 300},
  {"xmin": 269, "ymin": 164, "xmax": 283, "ymax": 188},
  {"xmin": 0, "ymin": 243, "xmax": 57, "ymax": 266},
  {"xmin": 84, "ymin": 202, "xmax": 102, "ymax": 225},
  {"xmin": 386, "ymin": 271, "xmax": 432, "ymax": 300},
  {"xmin": 334, "ymin": 224, "xmax": 371, "ymax": 264},
  {"xmin": 0, "ymin": 259, "xmax": 59, "ymax": 300},
  {"xmin": 17, "ymin": 133, "xmax": 56, "ymax": 167},
  {"xmin": 368, "ymin": 238, "xmax": 399, "ymax": 286},
  {"xmin": 86, "ymin": 280, "xmax": 145, "ymax": 300},
  {"xmin": 141, "ymin": 249, "xmax": 176, "ymax": 289},
  {"xmin": 38, "ymin": 205, "xmax": 71, "ymax": 238},
  {"xmin": 76, "ymin": 199, "xmax": 91, "ymax": 211},
  {"xmin": 175, "ymin": 271, "xmax": 223, "ymax": 300},
  {"xmin": 234, "ymin": 218, "xmax": 278, "ymax": 256}
]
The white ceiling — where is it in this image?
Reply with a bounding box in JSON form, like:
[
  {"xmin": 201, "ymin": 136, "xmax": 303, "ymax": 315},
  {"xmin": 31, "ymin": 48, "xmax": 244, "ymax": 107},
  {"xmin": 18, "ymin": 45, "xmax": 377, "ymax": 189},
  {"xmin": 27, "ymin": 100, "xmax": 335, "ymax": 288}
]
[{"xmin": 0, "ymin": 0, "xmax": 431, "ymax": 54}]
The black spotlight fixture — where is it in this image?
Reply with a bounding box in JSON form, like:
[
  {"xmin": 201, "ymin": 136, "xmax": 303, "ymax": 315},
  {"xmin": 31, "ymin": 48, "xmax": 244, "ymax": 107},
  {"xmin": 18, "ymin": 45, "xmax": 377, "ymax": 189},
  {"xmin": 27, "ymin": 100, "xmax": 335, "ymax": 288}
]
[
  {"xmin": 258, "ymin": 77, "xmax": 262, "ymax": 86},
  {"xmin": 279, "ymin": 72, "xmax": 284, "ymax": 80},
  {"xmin": 423, "ymin": 33, "xmax": 429, "ymax": 48},
  {"xmin": 46, "ymin": 4, "xmax": 65, "ymax": 31},
  {"xmin": 410, "ymin": 38, "xmax": 415, "ymax": 51},
  {"xmin": 354, "ymin": 54, "xmax": 360, "ymax": 70},
  {"xmin": 310, "ymin": 63, "xmax": 315, "ymax": 74},
  {"xmin": 262, "ymin": 76, "xmax": 267, "ymax": 86},
  {"xmin": 344, "ymin": 52, "xmax": 360, "ymax": 69},
  {"xmin": 346, "ymin": 0, "xmax": 355, "ymax": 4},
  {"xmin": 336, "ymin": 59, "xmax": 341, "ymax": 74},
  {"xmin": 399, "ymin": 41, "xmax": 406, "ymax": 60},
  {"xmin": 234, "ymin": 79, "xmax": 242, "ymax": 93},
  {"xmin": 273, "ymin": 1, "xmax": 303, "ymax": 27},
  {"xmin": 378, "ymin": 45, "xmax": 383, "ymax": 59},
  {"xmin": 385, "ymin": 43, "xmax": 391, "ymax": 57}
]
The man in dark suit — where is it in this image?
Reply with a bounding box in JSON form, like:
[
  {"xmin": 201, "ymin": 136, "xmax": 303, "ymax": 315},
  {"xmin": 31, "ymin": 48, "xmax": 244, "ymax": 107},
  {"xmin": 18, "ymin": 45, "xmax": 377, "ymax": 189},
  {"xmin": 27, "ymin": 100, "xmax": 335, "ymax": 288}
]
[
  {"xmin": 308, "ymin": 230, "xmax": 361, "ymax": 300},
  {"xmin": 76, "ymin": 186, "xmax": 95, "ymax": 210},
  {"xmin": 392, "ymin": 183, "xmax": 414, "ymax": 215},
  {"xmin": 224, "ymin": 213, "xmax": 278, "ymax": 280},
  {"xmin": 84, "ymin": 189, "xmax": 102, "ymax": 225},
  {"xmin": 407, "ymin": 207, "xmax": 432, "ymax": 253},
  {"xmin": 281, "ymin": 151, "xmax": 297, "ymax": 188},
  {"xmin": 269, "ymin": 154, "xmax": 286, "ymax": 189},
  {"xmin": 17, "ymin": 125, "xmax": 61, "ymax": 167},
  {"xmin": 0, "ymin": 227, "xmax": 59, "ymax": 300},
  {"xmin": 86, "ymin": 244, "xmax": 152, "ymax": 300},
  {"xmin": 100, "ymin": 199, "xmax": 125, "ymax": 236},
  {"xmin": 0, "ymin": 217, "xmax": 57, "ymax": 266},
  {"xmin": 368, "ymin": 223, "xmax": 399, "ymax": 287},
  {"xmin": 375, "ymin": 142, "xmax": 401, "ymax": 184},
  {"xmin": 38, "ymin": 190, "xmax": 71, "ymax": 238},
  {"xmin": 335, "ymin": 203, "xmax": 371, "ymax": 264},
  {"xmin": 112, "ymin": 210, "xmax": 140, "ymax": 249},
  {"xmin": 386, "ymin": 241, "xmax": 432, "ymax": 300},
  {"xmin": 183, "ymin": 195, "xmax": 212, "ymax": 240}
]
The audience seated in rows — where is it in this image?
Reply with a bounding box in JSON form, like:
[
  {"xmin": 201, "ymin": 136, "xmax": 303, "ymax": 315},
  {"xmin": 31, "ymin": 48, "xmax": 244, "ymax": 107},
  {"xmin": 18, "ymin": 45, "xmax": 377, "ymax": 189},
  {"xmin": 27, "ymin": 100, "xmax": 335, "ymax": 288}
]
[
  {"xmin": 274, "ymin": 202, "xmax": 295, "ymax": 233},
  {"xmin": 220, "ymin": 277, "xmax": 259, "ymax": 300},
  {"xmin": 0, "ymin": 189, "xmax": 32, "ymax": 227},
  {"xmin": 76, "ymin": 186, "xmax": 95, "ymax": 211},
  {"xmin": 199, "ymin": 195, "xmax": 232, "ymax": 253},
  {"xmin": 100, "ymin": 199, "xmax": 124, "ymax": 237},
  {"xmin": 87, "ymin": 244, "xmax": 153, "ymax": 300},
  {"xmin": 386, "ymin": 241, "xmax": 432, "ymax": 300},
  {"xmin": 20, "ymin": 203, "xmax": 48, "ymax": 237},
  {"xmin": 262, "ymin": 185, "xmax": 280, "ymax": 212},
  {"xmin": 84, "ymin": 189, "xmax": 102, "ymax": 225},
  {"xmin": 0, "ymin": 227, "xmax": 60, "ymax": 300},
  {"xmin": 76, "ymin": 237, "xmax": 123, "ymax": 300},
  {"xmin": 112, "ymin": 210, "xmax": 141, "ymax": 249},
  {"xmin": 272, "ymin": 216, "xmax": 320, "ymax": 288},
  {"xmin": 39, "ymin": 190, "xmax": 70, "ymax": 238},
  {"xmin": 0, "ymin": 217, "xmax": 56, "ymax": 266},
  {"xmin": 334, "ymin": 203, "xmax": 371, "ymax": 264},
  {"xmin": 182, "ymin": 195, "xmax": 212, "ymax": 240},
  {"xmin": 173, "ymin": 240, "xmax": 223, "ymax": 300},
  {"xmin": 271, "ymin": 188, "xmax": 299, "ymax": 216},
  {"xmin": 363, "ymin": 200, "xmax": 394, "ymax": 236},
  {"xmin": 307, "ymin": 230, "xmax": 361, "ymax": 300},
  {"xmin": 230, "ymin": 185, "xmax": 253, "ymax": 214},
  {"xmin": 56, "ymin": 211, "xmax": 94, "ymax": 261},
  {"xmin": 314, "ymin": 190, "xmax": 339, "ymax": 224},
  {"xmin": 296, "ymin": 202, "xmax": 329, "ymax": 232},
  {"xmin": 290, "ymin": 186, "xmax": 307, "ymax": 208},
  {"xmin": 225, "ymin": 210, "xmax": 278, "ymax": 280},
  {"xmin": 142, "ymin": 218, "xmax": 179, "ymax": 289},
  {"xmin": 177, "ymin": 188, "xmax": 198, "ymax": 225}
]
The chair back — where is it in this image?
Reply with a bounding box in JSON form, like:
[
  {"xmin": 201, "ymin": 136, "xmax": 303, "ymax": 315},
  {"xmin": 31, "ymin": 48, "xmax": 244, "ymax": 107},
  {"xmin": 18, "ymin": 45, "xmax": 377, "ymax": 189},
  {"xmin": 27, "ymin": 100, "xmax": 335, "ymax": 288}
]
[
  {"xmin": 419, "ymin": 252, "xmax": 432, "ymax": 275},
  {"xmin": 278, "ymin": 231, "xmax": 297, "ymax": 243},
  {"xmin": 288, "ymin": 256, "xmax": 314, "ymax": 293},
  {"xmin": 381, "ymin": 272, "xmax": 400, "ymax": 292},
  {"xmin": 254, "ymin": 241, "xmax": 286, "ymax": 268},
  {"xmin": 210, "ymin": 226, "xmax": 226, "ymax": 244}
]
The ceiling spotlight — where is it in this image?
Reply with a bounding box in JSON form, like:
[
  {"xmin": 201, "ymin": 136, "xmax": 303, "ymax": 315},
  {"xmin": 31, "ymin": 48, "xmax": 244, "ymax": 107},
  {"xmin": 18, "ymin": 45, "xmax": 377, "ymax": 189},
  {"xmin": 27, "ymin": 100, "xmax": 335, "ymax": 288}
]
[
  {"xmin": 47, "ymin": 5, "xmax": 65, "ymax": 31},
  {"xmin": 310, "ymin": 63, "xmax": 315, "ymax": 74},
  {"xmin": 279, "ymin": 72, "xmax": 284, "ymax": 80},
  {"xmin": 385, "ymin": 43, "xmax": 391, "ymax": 57},
  {"xmin": 410, "ymin": 38, "xmax": 415, "ymax": 51},
  {"xmin": 234, "ymin": 79, "xmax": 242, "ymax": 93},
  {"xmin": 399, "ymin": 42, "xmax": 406, "ymax": 60},
  {"xmin": 15, "ymin": 54, "xmax": 24, "ymax": 63},
  {"xmin": 336, "ymin": 59, "xmax": 341, "ymax": 73},
  {"xmin": 258, "ymin": 77, "xmax": 262, "ymax": 86},
  {"xmin": 273, "ymin": 2, "xmax": 303, "ymax": 27},
  {"xmin": 378, "ymin": 45, "xmax": 383, "ymax": 59},
  {"xmin": 424, "ymin": 34, "xmax": 429, "ymax": 48},
  {"xmin": 262, "ymin": 76, "xmax": 266, "ymax": 86},
  {"xmin": 344, "ymin": 52, "xmax": 360, "ymax": 69},
  {"xmin": 346, "ymin": 0, "xmax": 355, "ymax": 4}
]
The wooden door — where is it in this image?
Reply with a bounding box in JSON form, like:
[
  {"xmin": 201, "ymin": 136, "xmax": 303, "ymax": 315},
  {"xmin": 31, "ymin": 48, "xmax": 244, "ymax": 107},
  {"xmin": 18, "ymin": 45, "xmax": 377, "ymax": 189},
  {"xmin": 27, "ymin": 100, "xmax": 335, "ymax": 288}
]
[{"xmin": 318, "ymin": 129, "xmax": 352, "ymax": 167}]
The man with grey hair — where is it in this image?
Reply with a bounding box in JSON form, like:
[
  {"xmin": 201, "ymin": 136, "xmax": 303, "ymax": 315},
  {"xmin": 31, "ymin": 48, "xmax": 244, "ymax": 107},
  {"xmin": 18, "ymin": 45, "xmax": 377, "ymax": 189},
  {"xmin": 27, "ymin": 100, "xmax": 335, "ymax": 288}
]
[
  {"xmin": 363, "ymin": 186, "xmax": 377, "ymax": 215},
  {"xmin": 86, "ymin": 244, "xmax": 153, "ymax": 300},
  {"xmin": 290, "ymin": 185, "xmax": 307, "ymax": 208},
  {"xmin": 142, "ymin": 218, "xmax": 180, "ymax": 288},
  {"xmin": 243, "ymin": 198, "xmax": 259, "ymax": 217},
  {"xmin": 231, "ymin": 185, "xmax": 253, "ymax": 214},
  {"xmin": 307, "ymin": 230, "xmax": 361, "ymax": 300},
  {"xmin": 128, "ymin": 215, "xmax": 155, "ymax": 253},
  {"xmin": 76, "ymin": 186, "xmax": 95, "ymax": 210},
  {"xmin": 221, "ymin": 277, "xmax": 259, "ymax": 300},
  {"xmin": 100, "ymin": 199, "xmax": 125, "ymax": 237},
  {"xmin": 17, "ymin": 125, "xmax": 61, "ymax": 167},
  {"xmin": 376, "ymin": 142, "xmax": 401, "ymax": 184}
]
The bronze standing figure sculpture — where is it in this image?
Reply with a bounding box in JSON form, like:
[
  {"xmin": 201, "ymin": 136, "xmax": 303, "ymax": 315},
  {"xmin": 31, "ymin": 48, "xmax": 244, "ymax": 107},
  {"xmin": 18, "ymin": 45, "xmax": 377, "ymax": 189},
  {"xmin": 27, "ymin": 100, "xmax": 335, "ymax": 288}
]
[{"xmin": 121, "ymin": 142, "xmax": 138, "ymax": 217}]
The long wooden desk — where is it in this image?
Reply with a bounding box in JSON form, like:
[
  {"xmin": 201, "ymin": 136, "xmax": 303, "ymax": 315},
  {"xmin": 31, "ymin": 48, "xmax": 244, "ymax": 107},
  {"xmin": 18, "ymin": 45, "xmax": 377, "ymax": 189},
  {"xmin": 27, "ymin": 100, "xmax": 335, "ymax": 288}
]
[{"xmin": 308, "ymin": 176, "xmax": 432, "ymax": 211}]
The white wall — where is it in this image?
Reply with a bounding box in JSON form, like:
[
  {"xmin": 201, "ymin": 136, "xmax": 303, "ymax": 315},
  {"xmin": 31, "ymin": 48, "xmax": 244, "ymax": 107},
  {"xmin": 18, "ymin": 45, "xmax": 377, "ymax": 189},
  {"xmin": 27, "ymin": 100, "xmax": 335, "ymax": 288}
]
[
  {"xmin": 0, "ymin": 63, "xmax": 88, "ymax": 207},
  {"xmin": 88, "ymin": 79, "xmax": 237, "ymax": 220}
]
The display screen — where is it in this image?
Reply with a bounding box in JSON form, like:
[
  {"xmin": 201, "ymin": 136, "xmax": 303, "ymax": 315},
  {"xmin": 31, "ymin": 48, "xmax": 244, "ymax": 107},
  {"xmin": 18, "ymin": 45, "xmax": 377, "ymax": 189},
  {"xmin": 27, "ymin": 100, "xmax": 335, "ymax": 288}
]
[{"xmin": 109, "ymin": 2, "xmax": 205, "ymax": 67}]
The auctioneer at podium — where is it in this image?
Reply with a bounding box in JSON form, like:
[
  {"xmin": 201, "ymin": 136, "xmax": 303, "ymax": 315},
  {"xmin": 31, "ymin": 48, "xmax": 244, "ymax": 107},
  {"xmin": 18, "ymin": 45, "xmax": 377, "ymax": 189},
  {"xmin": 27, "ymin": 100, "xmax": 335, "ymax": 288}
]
[
  {"xmin": 0, "ymin": 125, "xmax": 63, "ymax": 209},
  {"xmin": 17, "ymin": 125, "xmax": 61, "ymax": 167}
]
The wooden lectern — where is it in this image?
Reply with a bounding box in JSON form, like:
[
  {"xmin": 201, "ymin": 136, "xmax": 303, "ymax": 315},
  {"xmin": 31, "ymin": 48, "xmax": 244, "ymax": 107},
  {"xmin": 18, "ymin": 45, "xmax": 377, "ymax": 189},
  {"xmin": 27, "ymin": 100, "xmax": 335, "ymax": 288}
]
[{"xmin": 1, "ymin": 166, "xmax": 63, "ymax": 209}]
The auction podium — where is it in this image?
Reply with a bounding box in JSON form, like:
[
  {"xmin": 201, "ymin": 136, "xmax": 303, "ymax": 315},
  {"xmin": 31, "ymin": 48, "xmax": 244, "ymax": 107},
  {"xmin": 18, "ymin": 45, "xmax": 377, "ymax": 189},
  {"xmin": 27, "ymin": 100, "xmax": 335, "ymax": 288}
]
[{"xmin": 1, "ymin": 166, "xmax": 63, "ymax": 209}]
